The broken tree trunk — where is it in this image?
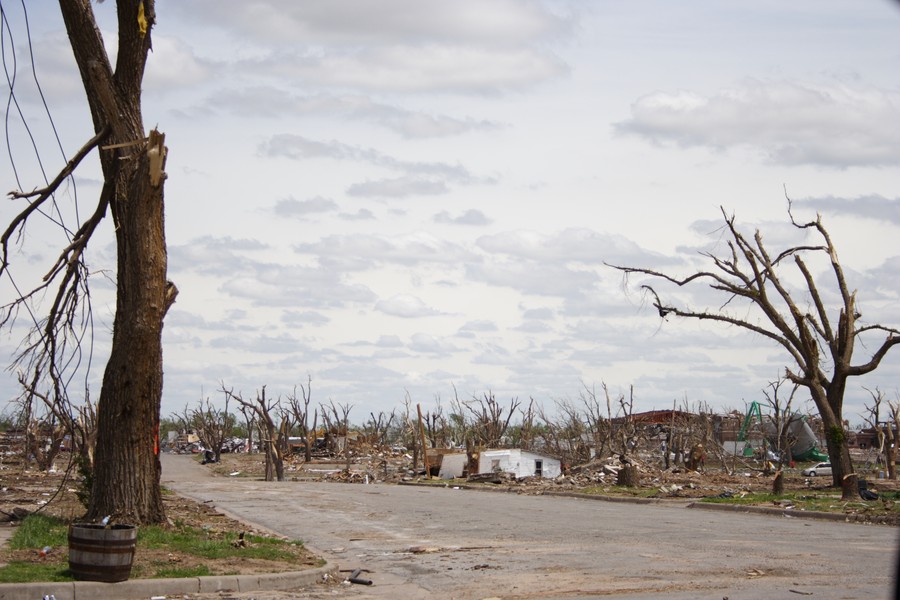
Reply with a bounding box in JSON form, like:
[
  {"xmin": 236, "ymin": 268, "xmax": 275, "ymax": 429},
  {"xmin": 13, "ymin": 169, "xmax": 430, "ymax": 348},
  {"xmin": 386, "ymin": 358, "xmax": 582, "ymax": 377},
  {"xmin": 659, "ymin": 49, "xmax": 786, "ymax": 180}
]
[{"xmin": 617, "ymin": 465, "xmax": 639, "ymax": 487}]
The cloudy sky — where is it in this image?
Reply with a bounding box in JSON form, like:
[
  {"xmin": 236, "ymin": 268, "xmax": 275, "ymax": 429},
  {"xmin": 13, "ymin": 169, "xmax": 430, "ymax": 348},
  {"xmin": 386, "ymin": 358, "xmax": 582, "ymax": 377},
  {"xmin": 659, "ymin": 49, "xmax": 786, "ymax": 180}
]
[{"xmin": 2, "ymin": 1, "xmax": 900, "ymax": 425}]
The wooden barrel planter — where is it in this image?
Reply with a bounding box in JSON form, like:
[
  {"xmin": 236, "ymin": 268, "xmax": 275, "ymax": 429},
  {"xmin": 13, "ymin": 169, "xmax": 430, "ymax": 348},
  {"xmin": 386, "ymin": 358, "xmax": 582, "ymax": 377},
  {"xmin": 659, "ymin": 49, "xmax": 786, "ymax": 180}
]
[{"xmin": 68, "ymin": 523, "xmax": 137, "ymax": 582}]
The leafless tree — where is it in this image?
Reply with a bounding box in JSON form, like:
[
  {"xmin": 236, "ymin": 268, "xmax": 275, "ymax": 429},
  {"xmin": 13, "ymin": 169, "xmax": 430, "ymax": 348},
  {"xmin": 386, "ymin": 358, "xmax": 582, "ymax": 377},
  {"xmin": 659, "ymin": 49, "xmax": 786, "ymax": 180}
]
[
  {"xmin": 862, "ymin": 387, "xmax": 893, "ymax": 479},
  {"xmin": 287, "ymin": 376, "xmax": 314, "ymax": 462},
  {"xmin": 236, "ymin": 402, "xmax": 257, "ymax": 454},
  {"xmin": 885, "ymin": 395, "xmax": 899, "ymax": 481},
  {"xmin": 609, "ymin": 204, "xmax": 900, "ymax": 499},
  {"xmin": 222, "ymin": 384, "xmax": 286, "ymax": 481},
  {"xmin": 190, "ymin": 394, "xmax": 234, "ymax": 463},
  {"xmin": 536, "ymin": 399, "xmax": 588, "ymax": 467},
  {"xmin": 762, "ymin": 378, "xmax": 800, "ymax": 494},
  {"xmin": 507, "ymin": 398, "xmax": 538, "ymax": 451},
  {"xmin": 320, "ymin": 400, "xmax": 353, "ymax": 468},
  {"xmin": 400, "ymin": 391, "xmax": 421, "ymax": 471},
  {"xmin": 464, "ymin": 391, "xmax": 520, "ymax": 448},
  {"xmin": 1, "ymin": 1, "xmax": 176, "ymax": 523},
  {"xmin": 580, "ymin": 383, "xmax": 612, "ymax": 461},
  {"xmin": 364, "ymin": 410, "xmax": 396, "ymax": 449},
  {"xmin": 422, "ymin": 399, "xmax": 448, "ymax": 449}
]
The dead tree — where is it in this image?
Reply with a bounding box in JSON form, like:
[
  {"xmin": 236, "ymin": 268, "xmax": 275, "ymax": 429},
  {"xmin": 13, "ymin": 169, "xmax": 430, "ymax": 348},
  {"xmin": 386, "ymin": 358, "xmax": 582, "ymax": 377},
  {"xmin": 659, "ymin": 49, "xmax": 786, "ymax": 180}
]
[
  {"xmin": 580, "ymin": 382, "xmax": 612, "ymax": 461},
  {"xmin": 762, "ymin": 378, "xmax": 799, "ymax": 494},
  {"xmin": 537, "ymin": 399, "xmax": 588, "ymax": 468},
  {"xmin": 190, "ymin": 394, "xmax": 234, "ymax": 463},
  {"xmin": 607, "ymin": 384, "xmax": 639, "ymax": 457},
  {"xmin": 422, "ymin": 400, "xmax": 447, "ymax": 448},
  {"xmin": 609, "ymin": 204, "xmax": 900, "ymax": 500},
  {"xmin": 287, "ymin": 376, "xmax": 314, "ymax": 462},
  {"xmin": 223, "ymin": 384, "xmax": 285, "ymax": 481},
  {"xmin": 365, "ymin": 410, "xmax": 396, "ymax": 449},
  {"xmin": 464, "ymin": 391, "xmax": 520, "ymax": 448},
  {"xmin": 0, "ymin": 1, "xmax": 176, "ymax": 524},
  {"xmin": 236, "ymin": 402, "xmax": 257, "ymax": 454},
  {"xmin": 509, "ymin": 398, "xmax": 538, "ymax": 451},
  {"xmin": 400, "ymin": 392, "xmax": 421, "ymax": 472},
  {"xmin": 320, "ymin": 400, "xmax": 353, "ymax": 468},
  {"xmin": 862, "ymin": 387, "xmax": 893, "ymax": 479},
  {"xmin": 885, "ymin": 396, "xmax": 899, "ymax": 480}
]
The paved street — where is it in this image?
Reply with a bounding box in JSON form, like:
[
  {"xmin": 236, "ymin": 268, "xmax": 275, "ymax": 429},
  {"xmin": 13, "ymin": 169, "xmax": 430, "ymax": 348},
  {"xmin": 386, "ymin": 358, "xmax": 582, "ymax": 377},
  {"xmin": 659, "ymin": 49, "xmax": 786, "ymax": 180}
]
[{"xmin": 162, "ymin": 454, "xmax": 899, "ymax": 599}]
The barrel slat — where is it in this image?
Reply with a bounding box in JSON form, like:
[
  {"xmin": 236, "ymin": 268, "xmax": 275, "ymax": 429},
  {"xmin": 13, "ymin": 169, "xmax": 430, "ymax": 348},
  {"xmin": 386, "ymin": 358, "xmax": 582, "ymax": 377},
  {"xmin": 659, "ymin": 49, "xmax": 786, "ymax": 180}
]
[{"xmin": 67, "ymin": 523, "xmax": 137, "ymax": 582}]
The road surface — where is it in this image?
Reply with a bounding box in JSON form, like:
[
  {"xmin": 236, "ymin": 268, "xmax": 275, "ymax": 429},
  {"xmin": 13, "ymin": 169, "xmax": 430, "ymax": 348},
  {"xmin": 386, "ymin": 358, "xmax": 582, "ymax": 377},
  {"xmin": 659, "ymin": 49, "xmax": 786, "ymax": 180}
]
[{"xmin": 161, "ymin": 453, "xmax": 899, "ymax": 599}]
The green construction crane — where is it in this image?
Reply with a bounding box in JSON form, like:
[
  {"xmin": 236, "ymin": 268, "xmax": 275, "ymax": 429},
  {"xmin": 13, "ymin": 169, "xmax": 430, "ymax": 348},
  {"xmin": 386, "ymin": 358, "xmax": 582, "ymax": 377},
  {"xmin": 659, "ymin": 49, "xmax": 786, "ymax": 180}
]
[{"xmin": 738, "ymin": 401, "xmax": 764, "ymax": 442}]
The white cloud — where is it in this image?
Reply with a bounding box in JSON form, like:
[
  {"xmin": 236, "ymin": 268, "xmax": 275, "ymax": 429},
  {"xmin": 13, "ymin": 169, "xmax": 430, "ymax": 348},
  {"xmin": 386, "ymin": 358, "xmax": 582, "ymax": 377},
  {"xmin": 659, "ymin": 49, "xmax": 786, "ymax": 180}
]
[
  {"xmin": 273, "ymin": 196, "xmax": 339, "ymax": 218},
  {"xmin": 375, "ymin": 295, "xmax": 443, "ymax": 318},
  {"xmin": 615, "ymin": 79, "xmax": 900, "ymax": 168},
  {"xmin": 434, "ymin": 209, "xmax": 492, "ymax": 226}
]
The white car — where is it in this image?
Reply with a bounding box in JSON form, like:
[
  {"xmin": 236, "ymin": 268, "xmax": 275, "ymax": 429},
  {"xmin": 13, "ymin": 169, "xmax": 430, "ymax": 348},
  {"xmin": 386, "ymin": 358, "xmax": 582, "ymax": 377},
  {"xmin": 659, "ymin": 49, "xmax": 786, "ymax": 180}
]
[{"xmin": 801, "ymin": 462, "xmax": 832, "ymax": 477}]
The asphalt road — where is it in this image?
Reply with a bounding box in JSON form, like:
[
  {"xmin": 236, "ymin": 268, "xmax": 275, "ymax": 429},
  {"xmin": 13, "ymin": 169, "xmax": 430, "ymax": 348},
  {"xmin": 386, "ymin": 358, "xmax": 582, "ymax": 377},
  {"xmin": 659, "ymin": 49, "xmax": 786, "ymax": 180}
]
[{"xmin": 161, "ymin": 453, "xmax": 899, "ymax": 600}]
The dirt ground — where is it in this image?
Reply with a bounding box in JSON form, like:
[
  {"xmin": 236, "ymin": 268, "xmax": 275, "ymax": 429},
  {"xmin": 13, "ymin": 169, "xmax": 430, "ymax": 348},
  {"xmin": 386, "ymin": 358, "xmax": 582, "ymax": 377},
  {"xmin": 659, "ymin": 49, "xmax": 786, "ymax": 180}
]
[{"xmin": 0, "ymin": 454, "xmax": 321, "ymax": 579}]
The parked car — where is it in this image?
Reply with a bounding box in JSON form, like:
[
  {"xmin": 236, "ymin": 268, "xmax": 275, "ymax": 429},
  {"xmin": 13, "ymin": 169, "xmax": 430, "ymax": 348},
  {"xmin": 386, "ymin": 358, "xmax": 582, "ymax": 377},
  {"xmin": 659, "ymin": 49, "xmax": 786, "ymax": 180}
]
[{"xmin": 801, "ymin": 462, "xmax": 832, "ymax": 477}]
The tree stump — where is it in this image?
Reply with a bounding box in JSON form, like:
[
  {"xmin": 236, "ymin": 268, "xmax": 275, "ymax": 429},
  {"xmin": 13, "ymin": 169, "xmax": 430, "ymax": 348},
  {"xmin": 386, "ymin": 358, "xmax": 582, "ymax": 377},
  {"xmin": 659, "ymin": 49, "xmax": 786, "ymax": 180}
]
[
  {"xmin": 772, "ymin": 470, "xmax": 784, "ymax": 495},
  {"xmin": 617, "ymin": 465, "xmax": 639, "ymax": 487}
]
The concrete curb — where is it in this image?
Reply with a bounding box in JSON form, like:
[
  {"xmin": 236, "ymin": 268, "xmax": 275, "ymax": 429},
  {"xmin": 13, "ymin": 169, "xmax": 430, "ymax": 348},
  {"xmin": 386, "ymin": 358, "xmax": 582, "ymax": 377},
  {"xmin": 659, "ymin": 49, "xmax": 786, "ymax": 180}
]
[{"xmin": 0, "ymin": 561, "xmax": 338, "ymax": 600}]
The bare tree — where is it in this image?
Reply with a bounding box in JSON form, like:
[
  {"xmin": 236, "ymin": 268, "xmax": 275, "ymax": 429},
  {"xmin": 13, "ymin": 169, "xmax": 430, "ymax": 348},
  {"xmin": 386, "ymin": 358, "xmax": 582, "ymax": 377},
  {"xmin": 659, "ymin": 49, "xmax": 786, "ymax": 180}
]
[
  {"xmin": 580, "ymin": 383, "xmax": 612, "ymax": 461},
  {"xmin": 609, "ymin": 205, "xmax": 900, "ymax": 499},
  {"xmin": 464, "ymin": 391, "xmax": 520, "ymax": 448},
  {"xmin": 364, "ymin": 410, "xmax": 396, "ymax": 449},
  {"xmin": 537, "ymin": 399, "xmax": 588, "ymax": 468},
  {"xmin": 885, "ymin": 395, "xmax": 899, "ymax": 481},
  {"xmin": 287, "ymin": 376, "xmax": 314, "ymax": 462},
  {"xmin": 223, "ymin": 385, "xmax": 286, "ymax": 481},
  {"xmin": 190, "ymin": 394, "xmax": 234, "ymax": 464},
  {"xmin": 320, "ymin": 400, "xmax": 353, "ymax": 468},
  {"xmin": 762, "ymin": 378, "xmax": 799, "ymax": 494},
  {"xmin": 862, "ymin": 387, "xmax": 892, "ymax": 479},
  {"xmin": 1, "ymin": 1, "xmax": 176, "ymax": 523}
]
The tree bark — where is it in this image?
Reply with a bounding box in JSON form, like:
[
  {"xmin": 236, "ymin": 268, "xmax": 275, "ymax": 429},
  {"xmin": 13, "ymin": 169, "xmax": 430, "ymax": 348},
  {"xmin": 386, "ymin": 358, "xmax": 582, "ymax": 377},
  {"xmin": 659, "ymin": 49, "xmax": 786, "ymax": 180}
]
[{"xmin": 59, "ymin": 0, "xmax": 171, "ymax": 524}]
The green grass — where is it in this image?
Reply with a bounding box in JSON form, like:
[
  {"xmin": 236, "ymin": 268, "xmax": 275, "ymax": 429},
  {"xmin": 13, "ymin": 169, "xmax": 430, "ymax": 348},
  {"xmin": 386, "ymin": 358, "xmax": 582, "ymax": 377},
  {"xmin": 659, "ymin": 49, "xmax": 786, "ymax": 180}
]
[
  {"xmin": 7, "ymin": 514, "xmax": 68, "ymax": 551},
  {"xmin": 699, "ymin": 489, "xmax": 900, "ymax": 514},
  {"xmin": 0, "ymin": 514, "xmax": 71, "ymax": 583},
  {"xmin": 0, "ymin": 514, "xmax": 309, "ymax": 583},
  {"xmin": 138, "ymin": 523, "xmax": 301, "ymax": 561}
]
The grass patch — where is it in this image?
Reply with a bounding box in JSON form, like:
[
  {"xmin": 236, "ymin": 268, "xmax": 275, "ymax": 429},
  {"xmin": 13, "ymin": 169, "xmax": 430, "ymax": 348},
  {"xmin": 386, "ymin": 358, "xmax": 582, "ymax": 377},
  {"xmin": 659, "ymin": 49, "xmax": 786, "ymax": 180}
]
[
  {"xmin": 139, "ymin": 523, "xmax": 302, "ymax": 562},
  {"xmin": 7, "ymin": 514, "xmax": 68, "ymax": 551},
  {"xmin": 0, "ymin": 514, "xmax": 310, "ymax": 583},
  {"xmin": 0, "ymin": 514, "xmax": 71, "ymax": 583},
  {"xmin": 699, "ymin": 489, "xmax": 900, "ymax": 514}
]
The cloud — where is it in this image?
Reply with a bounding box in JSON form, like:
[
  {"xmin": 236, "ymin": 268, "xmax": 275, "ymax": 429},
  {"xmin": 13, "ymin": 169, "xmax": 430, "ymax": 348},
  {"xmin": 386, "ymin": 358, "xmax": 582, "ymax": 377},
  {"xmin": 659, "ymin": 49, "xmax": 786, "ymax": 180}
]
[
  {"xmin": 347, "ymin": 177, "xmax": 448, "ymax": 198},
  {"xmin": 792, "ymin": 194, "xmax": 900, "ymax": 225},
  {"xmin": 615, "ymin": 79, "xmax": 900, "ymax": 168},
  {"xmin": 259, "ymin": 134, "xmax": 486, "ymax": 197},
  {"xmin": 144, "ymin": 36, "xmax": 216, "ymax": 91},
  {"xmin": 434, "ymin": 209, "xmax": 492, "ymax": 226},
  {"xmin": 172, "ymin": 1, "xmax": 572, "ymax": 94},
  {"xmin": 293, "ymin": 232, "xmax": 475, "ymax": 270},
  {"xmin": 273, "ymin": 196, "xmax": 339, "ymax": 218},
  {"xmin": 255, "ymin": 46, "xmax": 567, "ymax": 94},
  {"xmin": 375, "ymin": 294, "xmax": 443, "ymax": 318},
  {"xmin": 201, "ymin": 89, "xmax": 499, "ymax": 138},
  {"xmin": 477, "ymin": 228, "xmax": 673, "ymax": 265},
  {"xmin": 466, "ymin": 262, "xmax": 598, "ymax": 298},
  {"xmin": 339, "ymin": 208, "xmax": 376, "ymax": 221},
  {"xmin": 409, "ymin": 333, "xmax": 460, "ymax": 355},
  {"xmin": 178, "ymin": 1, "xmax": 571, "ymax": 45}
]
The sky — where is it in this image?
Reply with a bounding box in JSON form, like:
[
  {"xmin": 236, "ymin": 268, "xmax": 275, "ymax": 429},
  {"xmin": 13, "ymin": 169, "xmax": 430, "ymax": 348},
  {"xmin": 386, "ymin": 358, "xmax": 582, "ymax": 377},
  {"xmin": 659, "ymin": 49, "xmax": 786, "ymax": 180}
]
[{"xmin": 2, "ymin": 0, "xmax": 900, "ymax": 427}]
